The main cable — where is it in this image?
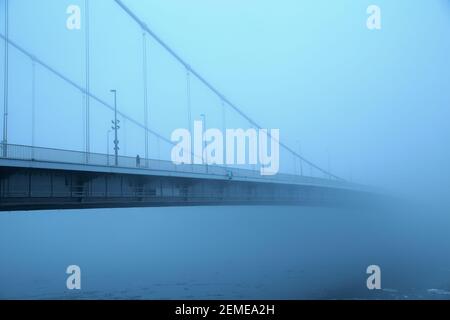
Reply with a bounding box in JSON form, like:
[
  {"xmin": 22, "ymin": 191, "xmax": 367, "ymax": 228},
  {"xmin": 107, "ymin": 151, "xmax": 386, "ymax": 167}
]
[{"xmin": 113, "ymin": 0, "xmax": 342, "ymax": 180}]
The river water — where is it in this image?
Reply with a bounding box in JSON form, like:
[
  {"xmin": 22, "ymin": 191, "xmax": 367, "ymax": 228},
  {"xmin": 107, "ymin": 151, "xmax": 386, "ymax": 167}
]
[{"xmin": 1, "ymin": 203, "xmax": 450, "ymax": 299}]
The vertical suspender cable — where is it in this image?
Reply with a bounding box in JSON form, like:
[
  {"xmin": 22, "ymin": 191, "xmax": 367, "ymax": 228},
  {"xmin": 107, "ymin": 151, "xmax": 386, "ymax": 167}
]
[
  {"xmin": 3, "ymin": 0, "xmax": 9, "ymax": 157},
  {"xmin": 327, "ymin": 150, "xmax": 331, "ymax": 179},
  {"xmin": 299, "ymin": 150, "xmax": 303, "ymax": 176},
  {"xmin": 221, "ymin": 100, "xmax": 226, "ymax": 137},
  {"xmin": 123, "ymin": 118, "xmax": 127, "ymax": 156},
  {"xmin": 157, "ymin": 136, "xmax": 160, "ymax": 163},
  {"xmin": 298, "ymin": 144, "xmax": 303, "ymax": 176},
  {"xmin": 293, "ymin": 153, "xmax": 297, "ymax": 175},
  {"xmin": 186, "ymin": 67, "xmax": 192, "ymax": 135},
  {"xmin": 187, "ymin": 67, "xmax": 203, "ymax": 164},
  {"xmin": 221, "ymin": 100, "xmax": 226, "ymax": 167},
  {"xmin": 85, "ymin": 0, "xmax": 90, "ymax": 160},
  {"xmin": 142, "ymin": 31, "xmax": 149, "ymax": 165},
  {"xmin": 31, "ymin": 58, "xmax": 36, "ymax": 150}
]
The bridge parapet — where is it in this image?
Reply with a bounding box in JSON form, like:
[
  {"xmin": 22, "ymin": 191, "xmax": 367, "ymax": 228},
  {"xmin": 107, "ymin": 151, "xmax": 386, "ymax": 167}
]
[{"xmin": 0, "ymin": 143, "xmax": 361, "ymax": 190}]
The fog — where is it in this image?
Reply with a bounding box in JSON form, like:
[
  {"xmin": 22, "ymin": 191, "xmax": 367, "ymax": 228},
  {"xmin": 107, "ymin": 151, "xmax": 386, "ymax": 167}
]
[
  {"xmin": 0, "ymin": 0, "xmax": 450, "ymax": 300},
  {"xmin": 1, "ymin": 0, "xmax": 449, "ymax": 198}
]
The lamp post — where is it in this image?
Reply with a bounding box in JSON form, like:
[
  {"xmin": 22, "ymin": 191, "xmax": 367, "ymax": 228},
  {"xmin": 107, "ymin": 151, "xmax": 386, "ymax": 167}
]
[
  {"xmin": 200, "ymin": 113, "xmax": 208, "ymax": 173},
  {"xmin": 297, "ymin": 140, "xmax": 303, "ymax": 176},
  {"xmin": 107, "ymin": 129, "xmax": 112, "ymax": 166},
  {"xmin": 327, "ymin": 149, "xmax": 332, "ymax": 179},
  {"xmin": 110, "ymin": 90, "xmax": 120, "ymax": 166}
]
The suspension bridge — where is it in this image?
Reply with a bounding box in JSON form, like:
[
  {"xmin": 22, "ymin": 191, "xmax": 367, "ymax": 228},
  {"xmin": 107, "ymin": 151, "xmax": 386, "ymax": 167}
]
[{"xmin": 0, "ymin": 0, "xmax": 374, "ymax": 211}]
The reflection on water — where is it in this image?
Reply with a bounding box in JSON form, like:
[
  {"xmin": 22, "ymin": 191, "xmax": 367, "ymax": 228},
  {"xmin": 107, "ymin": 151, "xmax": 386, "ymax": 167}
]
[{"xmin": 0, "ymin": 204, "xmax": 449, "ymax": 300}]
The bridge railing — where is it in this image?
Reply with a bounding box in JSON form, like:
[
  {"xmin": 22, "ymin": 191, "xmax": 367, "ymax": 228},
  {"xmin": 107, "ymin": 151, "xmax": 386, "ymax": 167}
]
[{"xmin": 0, "ymin": 143, "xmax": 357, "ymax": 190}]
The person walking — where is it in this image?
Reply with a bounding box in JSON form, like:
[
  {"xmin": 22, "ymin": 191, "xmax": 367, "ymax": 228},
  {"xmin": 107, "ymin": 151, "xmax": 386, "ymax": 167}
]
[{"xmin": 136, "ymin": 154, "xmax": 141, "ymax": 167}]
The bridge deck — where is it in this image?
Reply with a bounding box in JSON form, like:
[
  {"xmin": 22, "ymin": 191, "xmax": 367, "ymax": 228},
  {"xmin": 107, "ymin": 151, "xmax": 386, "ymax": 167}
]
[
  {"xmin": 0, "ymin": 144, "xmax": 361, "ymax": 189},
  {"xmin": 0, "ymin": 144, "xmax": 375, "ymax": 211}
]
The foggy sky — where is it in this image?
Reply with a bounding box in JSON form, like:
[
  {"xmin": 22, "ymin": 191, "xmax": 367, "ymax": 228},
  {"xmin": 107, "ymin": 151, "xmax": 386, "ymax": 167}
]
[{"xmin": 1, "ymin": 0, "xmax": 449, "ymax": 198}]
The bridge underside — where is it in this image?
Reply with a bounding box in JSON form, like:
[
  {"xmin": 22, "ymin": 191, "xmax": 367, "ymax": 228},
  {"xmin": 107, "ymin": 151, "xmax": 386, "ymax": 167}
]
[{"xmin": 0, "ymin": 166, "xmax": 368, "ymax": 212}]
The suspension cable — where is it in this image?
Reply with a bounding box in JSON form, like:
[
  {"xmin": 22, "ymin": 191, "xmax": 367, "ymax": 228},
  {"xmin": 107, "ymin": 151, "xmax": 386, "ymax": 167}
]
[
  {"xmin": 186, "ymin": 67, "xmax": 192, "ymax": 135},
  {"xmin": 3, "ymin": 0, "xmax": 9, "ymax": 157},
  {"xmin": 0, "ymin": 33, "xmax": 174, "ymax": 149},
  {"xmin": 112, "ymin": 0, "xmax": 342, "ymax": 180},
  {"xmin": 31, "ymin": 57, "xmax": 36, "ymax": 148},
  {"xmin": 0, "ymin": 33, "xmax": 206, "ymax": 166},
  {"xmin": 142, "ymin": 31, "xmax": 149, "ymax": 163},
  {"xmin": 85, "ymin": 0, "xmax": 90, "ymax": 157}
]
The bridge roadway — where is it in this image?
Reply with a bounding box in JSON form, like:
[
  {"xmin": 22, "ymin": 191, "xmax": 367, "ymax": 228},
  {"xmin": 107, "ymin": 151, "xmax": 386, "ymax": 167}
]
[{"xmin": 0, "ymin": 144, "xmax": 376, "ymax": 211}]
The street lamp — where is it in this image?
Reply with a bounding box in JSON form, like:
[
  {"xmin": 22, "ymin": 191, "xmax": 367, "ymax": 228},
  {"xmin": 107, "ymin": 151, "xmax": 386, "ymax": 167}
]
[
  {"xmin": 327, "ymin": 149, "xmax": 332, "ymax": 179},
  {"xmin": 107, "ymin": 129, "xmax": 112, "ymax": 166},
  {"xmin": 297, "ymin": 140, "xmax": 303, "ymax": 176},
  {"xmin": 200, "ymin": 113, "xmax": 208, "ymax": 173},
  {"xmin": 110, "ymin": 89, "xmax": 120, "ymax": 166}
]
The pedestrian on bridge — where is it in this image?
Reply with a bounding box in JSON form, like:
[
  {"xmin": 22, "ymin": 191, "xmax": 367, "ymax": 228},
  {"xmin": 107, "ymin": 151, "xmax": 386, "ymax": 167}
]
[{"xmin": 136, "ymin": 155, "xmax": 141, "ymax": 168}]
